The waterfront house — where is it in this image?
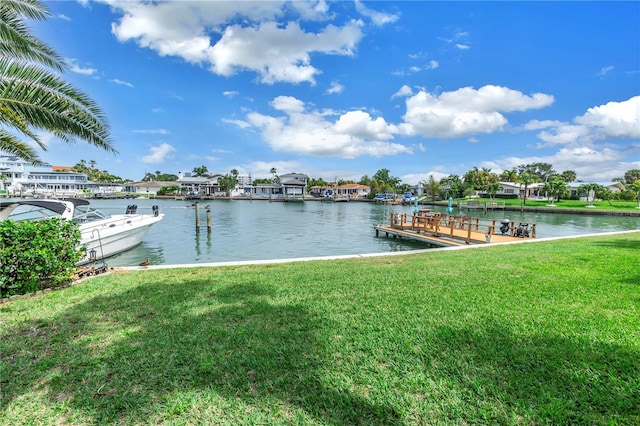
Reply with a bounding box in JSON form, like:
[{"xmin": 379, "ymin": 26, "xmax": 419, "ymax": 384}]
[
  {"xmin": 127, "ymin": 180, "xmax": 179, "ymax": 197},
  {"xmin": 310, "ymin": 183, "xmax": 371, "ymax": 198},
  {"xmin": 0, "ymin": 155, "xmax": 92, "ymax": 197}
]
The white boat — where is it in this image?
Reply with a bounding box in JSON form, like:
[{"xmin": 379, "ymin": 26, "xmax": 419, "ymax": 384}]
[{"xmin": 0, "ymin": 198, "xmax": 164, "ymax": 265}]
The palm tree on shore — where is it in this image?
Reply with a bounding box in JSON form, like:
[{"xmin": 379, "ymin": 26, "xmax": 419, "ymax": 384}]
[{"xmin": 0, "ymin": 0, "xmax": 115, "ymax": 163}]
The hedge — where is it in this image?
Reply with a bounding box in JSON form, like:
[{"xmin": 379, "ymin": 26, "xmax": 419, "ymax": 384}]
[{"xmin": 0, "ymin": 218, "xmax": 81, "ymax": 297}]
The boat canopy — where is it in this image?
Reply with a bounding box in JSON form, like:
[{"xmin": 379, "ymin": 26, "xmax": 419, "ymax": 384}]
[{"xmin": 0, "ymin": 198, "xmax": 89, "ymax": 220}]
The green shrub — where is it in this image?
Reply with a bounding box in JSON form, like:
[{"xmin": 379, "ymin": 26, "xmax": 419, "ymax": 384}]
[
  {"xmin": 0, "ymin": 218, "xmax": 81, "ymax": 297},
  {"xmin": 156, "ymin": 186, "xmax": 178, "ymax": 196}
]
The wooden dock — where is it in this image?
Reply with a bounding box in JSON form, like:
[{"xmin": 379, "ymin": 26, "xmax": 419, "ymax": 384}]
[{"xmin": 374, "ymin": 210, "xmax": 536, "ymax": 248}]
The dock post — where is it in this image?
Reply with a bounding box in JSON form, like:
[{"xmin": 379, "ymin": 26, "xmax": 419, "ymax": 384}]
[
  {"xmin": 195, "ymin": 203, "xmax": 200, "ymax": 232},
  {"xmin": 206, "ymin": 208, "xmax": 211, "ymax": 233}
]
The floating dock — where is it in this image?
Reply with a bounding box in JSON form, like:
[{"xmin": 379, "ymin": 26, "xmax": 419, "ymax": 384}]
[{"xmin": 374, "ymin": 210, "xmax": 536, "ymax": 248}]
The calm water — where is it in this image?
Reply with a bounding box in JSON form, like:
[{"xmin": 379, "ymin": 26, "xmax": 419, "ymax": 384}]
[{"xmin": 80, "ymin": 199, "xmax": 640, "ymax": 267}]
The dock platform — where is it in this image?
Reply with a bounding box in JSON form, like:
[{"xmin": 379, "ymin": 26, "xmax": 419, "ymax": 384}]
[{"xmin": 374, "ymin": 211, "xmax": 535, "ymax": 248}]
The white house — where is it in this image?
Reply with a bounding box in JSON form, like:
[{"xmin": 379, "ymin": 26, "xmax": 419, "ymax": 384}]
[{"xmin": 0, "ymin": 155, "xmax": 92, "ymax": 197}]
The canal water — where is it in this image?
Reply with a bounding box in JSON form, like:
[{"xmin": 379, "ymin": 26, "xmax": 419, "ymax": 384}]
[{"xmin": 85, "ymin": 199, "xmax": 640, "ymax": 267}]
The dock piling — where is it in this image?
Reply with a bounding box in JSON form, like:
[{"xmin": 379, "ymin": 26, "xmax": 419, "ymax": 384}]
[{"xmin": 195, "ymin": 203, "xmax": 200, "ymax": 232}]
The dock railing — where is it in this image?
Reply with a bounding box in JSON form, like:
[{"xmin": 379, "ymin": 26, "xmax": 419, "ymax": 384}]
[{"xmin": 389, "ymin": 212, "xmax": 536, "ymax": 244}]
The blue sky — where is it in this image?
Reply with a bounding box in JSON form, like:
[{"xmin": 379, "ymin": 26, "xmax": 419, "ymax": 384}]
[{"xmin": 30, "ymin": 0, "xmax": 639, "ymax": 183}]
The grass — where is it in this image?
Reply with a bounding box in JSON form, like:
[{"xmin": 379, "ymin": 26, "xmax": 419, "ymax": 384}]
[
  {"xmin": 1, "ymin": 233, "xmax": 639, "ymax": 425},
  {"xmin": 452, "ymin": 197, "xmax": 640, "ymax": 211}
]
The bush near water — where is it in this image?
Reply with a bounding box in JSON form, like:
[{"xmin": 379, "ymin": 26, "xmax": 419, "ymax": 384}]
[{"xmin": 0, "ymin": 218, "xmax": 81, "ymax": 297}]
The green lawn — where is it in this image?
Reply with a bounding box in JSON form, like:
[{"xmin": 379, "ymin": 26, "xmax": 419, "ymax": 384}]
[
  {"xmin": 453, "ymin": 197, "xmax": 640, "ymax": 211},
  {"xmin": 1, "ymin": 233, "xmax": 639, "ymax": 425}
]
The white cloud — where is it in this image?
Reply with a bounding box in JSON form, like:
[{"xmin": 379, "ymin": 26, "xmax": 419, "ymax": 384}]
[
  {"xmin": 598, "ymin": 65, "xmax": 614, "ymax": 76},
  {"xmin": 326, "ymin": 81, "xmax": 344, "ymax": 95},
  {"xmin": 223, "ymin": 91, "xmax": 239, "ymax": 99},
  {"xmin": 425, "ymin": 60, "xmax": 439, "ymax": 70},
  {"xmin": 527, "ymin": 96, "xmax": 640, "ymax": 146},
  {"xmin": 401, "ymin": 85, "xmax": 554, "ymax": 138},
  {"xmin": 105, "ymin": 0, "xmax": 364, "ymax": 85},
  {"xmin": 208, "ymin": 21, "xmax": 362, "ymax": 85},
  {"xmin": 354, "ymin": 0, "xmax": 399, "ymax": 26},
  {"xmin": 142, "ymin": 143, "xmax": 175, "ymax": 164},
  {"xmin": 238, "ymin": 96, "xmax": 410, "ymax": 158},
  {"xmin": 110, "ymin": 78, "xmax": 134, "ymax": 88},
  {"xmin": 391, "ymin": 85, "xmax": 413, "ymax": 99},
  {"xmin": 577, "ymin": 96, "xmax": 640, "ymax": 138},
  {"xmin": 67, "ymin": 59, "xmax": 97, "ymax": 76},
  {"xmin": 133, "ymin": 129, "xmax": 169, "ymax": 135},
  {"xmin": 221, "ymin": 118, "xmax": 252, "ymax": 129},
  {"xmin": 455, "ymin": 43, "xmax": 470, "ymax": 50}
]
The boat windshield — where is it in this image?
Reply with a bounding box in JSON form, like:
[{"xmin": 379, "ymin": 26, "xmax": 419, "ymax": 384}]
[
  {"xmin": 72, "ymin": 206, "xmax": 111, "ymax": 223},
  {"xmin": 3, "ymin": 206, "xmax": 61, "ymax": 221}
]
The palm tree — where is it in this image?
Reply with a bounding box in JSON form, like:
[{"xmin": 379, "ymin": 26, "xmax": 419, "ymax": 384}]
[
  {"xmin": 627, "ymin": 180, "xmax": 640, "ymax": 209},
  {"xmin": 0, "ymin": 0, "xmax": 115, "ymax": 163},
  {"xmin": 500, "ymin": 168, "xmax": 518, "ymax": 183},
  {"xmin": 518, "ymin": 172, "xmax": 534, "ymax": 205},
  {"xmin": 192, "ymin": 165, "xmax": 208, "ymax": 177},
  {"xmin": 542, "ymin": 177, "xmax": 568, "ymax": 205},
  {"xmin": 485, "ymin": 182, "xmax": 502, "ymax": 204},
  {"xmin": 420, "ymin": 175, "xmax": 440, "ymax": 202}
]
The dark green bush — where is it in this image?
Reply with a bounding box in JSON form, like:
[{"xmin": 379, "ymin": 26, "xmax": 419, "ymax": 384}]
[
  {"xmin": 0, "ymin": 218, "xmax": 81, "ymax": 297},
  {"xmin": 156, "ymin": 186, "xmax": 178, "ymax": 196}
]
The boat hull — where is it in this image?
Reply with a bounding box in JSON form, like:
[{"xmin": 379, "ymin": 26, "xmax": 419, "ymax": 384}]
[{"xmin": 78, "ymin": 214, "xmax": 164, "ymax": 265}]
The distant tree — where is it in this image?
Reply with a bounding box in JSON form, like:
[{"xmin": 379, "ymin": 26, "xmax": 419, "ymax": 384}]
[
  {"xmin": 270, "ymin": 167, "xmax": 278, "ymax": 183},
  {"xmin": 560, "ymin": 170, "xmax": 577, "ymax": 183},
  {"xmin": 531, "ymin": 162, "xmax": 555, "ymax": 182},
  {"xmin": 157, "ymin": 173, "xmax": 178, "ymax": 181},
  {"xmin": 499, "ymin": 168, "xmax": 518, "ymax": 182},
  {"xmin": 463, "ymin": 167, "xmax": 498, "ymax": 191},
  {"xmin": 73, "ymin": 160, "xmax": 89, "ymax": 174},
  {"xmin": 337, "ymin": 179, "xmax": 356, "ymax": 186},
  {"xmin": 578, "ymin": 183, "xmax": 605, "ymax": 205},
  {"xmin": 372, "ymin": 168, "xmax": 401, "ymax": 192},
  {"xmin": 397, "ymin": 183, "xmax": 411, "ymax": 194},
  {"xmin": 358, "ymin": 175, "xmax": 372, "ymax": 186},
  {"xmin": 72, "ymin": 160, "xmax": 124, "ymax": 183},
  {"xmin": 218, "ymin": 173, "xmax": 237, "ymax": 195},
  {"xmin": 439, "ymin": 175, "xmax": 463, "ymax": 198},
  {"xmin": 623, "ymin": 169, "xmax": 640, "ymax": 184},
  {"xmin": 192, "ymin": 165, "xmax": 209, "ymax": 177},
  {"xmin": 373, "ymin": 168, "xmax": 391, "ymax": 183},
  {"xmin": 518, "ymin": 171, "xmax": 535, "ymax": 205},
  {"xmin": 485, "ymin": 182, "xmax": 502, "ymax": 204},
  {"xmin": 0, "ymin": 0, "xmax": 115, "ymax": 163},
  {"xmin": 626, "ymin": 180, "xmax": 640, "ymax": 208},
  {"xmin": 306, "ymin": 177, "xmax": 330, "ymax": 191},
  {"xmin": 542, "ymin": 176, "xmax": 568, "ymax": 204},
  {"xmin": 421, "ymin": 175, "xmax": 440, "ymax": 202},
  {"xmin": 369, "ymin": 178, "xmax": 387, "ymax": 198},
  {"xmin": 252, "ymin": 178, "xmax": 272, "ymax": 185}
]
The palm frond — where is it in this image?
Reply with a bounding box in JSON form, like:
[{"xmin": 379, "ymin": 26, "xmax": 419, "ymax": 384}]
[
  {"xmin": 0, "ymin": 58, "xmax": 117, "ymax": 154},
  {"xmin": 0, "ymin": 0, "xmax": 65, "ymax": 72},
  {"xmin": 0, "ymin": 0, "xmax": 115, "ymax": 161},
  {"xmin": 0, "ymin": 129, "xmax": 40, "ymax": 162}
]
